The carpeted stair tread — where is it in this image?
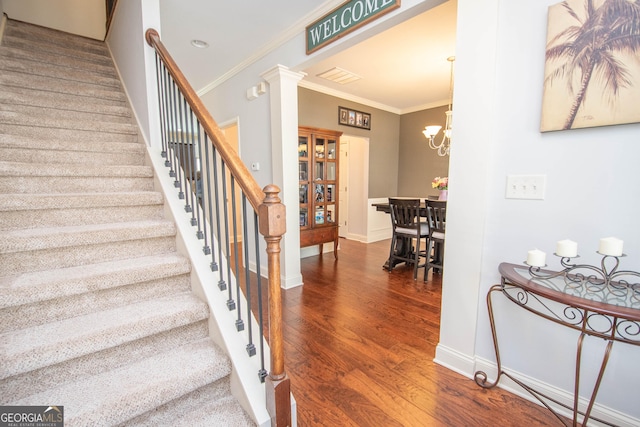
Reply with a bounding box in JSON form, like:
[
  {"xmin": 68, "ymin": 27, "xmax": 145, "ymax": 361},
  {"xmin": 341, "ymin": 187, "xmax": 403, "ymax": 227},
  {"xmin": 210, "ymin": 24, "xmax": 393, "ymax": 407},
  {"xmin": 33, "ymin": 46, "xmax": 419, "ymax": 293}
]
[
  {"xmin": 2, "ymin": 34, "xmax": 113, "ymax": 67},
  {"xmin": 0, "ymin": 84, "xmax": 128, "ymax": 111},
  {"xmin": 0, "ymin": 145, "xmax": 144, "ymax": 166},
  {"xmin": 0, "ymin": 270, "xmax": 192, "ymax": 334},
  {"xmin": 0, "ymin": 193, "xmax": 166, "ymax": 231},
  {"xmin": 0, "ymin": 191, "xmax": 164, "ymax": 230},
  {"xmin": 0, "ymin": 321, "xmax": 209, "ymax": 402},
  {"xmin": 0, "ymin": 174, "xmax": 154, "ymax": 194},
  {"xmin": 0, "ymin": 123, "xmax": 138, "ymax": 143},
  {"xmin": 1, "ymin": 292, "xmax": 210, "ymax": 379},
  {"xmin": 0, "ymin": 253, "xmax": 190, "ymax": 308},
  {"xmin": 0, "ymin": 98, "xmax": 133, "ymax": 125},
  {"xmin": 0, "ymin": 219, "xmax": 176, "ymax": 254},
  {"xmin": 0, "ymin": 45, "xmax": 118, "ymax": 78},
  {"xmin": 0, "ymin": 53, "xmax": 121, "ymax": 89},
  {"xmin": 4, "ymin": 20, "xmax": 110, "ymax": 57},
  {"xmin": 0, "ymin": 161, "xmax": 152, "ymax": 178},
  {"xmin": 0, "ymin": 109, "xmax": 138, "ymax": 135},
  {"xmin": 0, "ymin": 71, "xmax": 127, "ymax": 102},
  {"xmin": 0, "ymin": 134, "xmax": 142, "ymax": 154},
  {"xmin": 0, "ymin": 191, "xmax": 162, "ymax": 212},
  {"xmin": 0, "ymin": 138, "xmax": 145, "ymax": 166},
  {"xmin": 120, "ymin": 377, "xmax": 256, "ymax": 427},
  {"xmin": 13, "ymin": 338, "xmax": 231, "ymax": 426}
]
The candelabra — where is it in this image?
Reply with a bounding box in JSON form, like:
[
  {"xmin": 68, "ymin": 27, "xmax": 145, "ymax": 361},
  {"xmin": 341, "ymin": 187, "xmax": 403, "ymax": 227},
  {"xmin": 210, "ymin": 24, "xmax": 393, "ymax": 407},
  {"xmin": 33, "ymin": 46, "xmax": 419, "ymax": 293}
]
[{"xmin": 526, "ymin": 252, "xmax": 640, "ymax": 301}]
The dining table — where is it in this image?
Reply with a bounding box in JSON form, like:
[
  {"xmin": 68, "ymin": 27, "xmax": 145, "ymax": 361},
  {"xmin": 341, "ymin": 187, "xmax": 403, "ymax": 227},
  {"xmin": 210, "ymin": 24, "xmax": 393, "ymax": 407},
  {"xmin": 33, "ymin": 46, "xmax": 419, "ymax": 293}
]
[{"xmin": 372, "ymin": 199, "xmax": 444, "ymax": 272}]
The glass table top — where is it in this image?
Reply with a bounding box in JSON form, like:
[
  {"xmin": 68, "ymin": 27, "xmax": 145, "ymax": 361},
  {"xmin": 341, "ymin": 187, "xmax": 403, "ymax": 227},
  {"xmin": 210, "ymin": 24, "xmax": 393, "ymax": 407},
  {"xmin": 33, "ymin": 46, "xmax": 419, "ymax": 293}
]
[{"xmin": 512, "ymin": 266, "xmax": 640, "ymax": 310}]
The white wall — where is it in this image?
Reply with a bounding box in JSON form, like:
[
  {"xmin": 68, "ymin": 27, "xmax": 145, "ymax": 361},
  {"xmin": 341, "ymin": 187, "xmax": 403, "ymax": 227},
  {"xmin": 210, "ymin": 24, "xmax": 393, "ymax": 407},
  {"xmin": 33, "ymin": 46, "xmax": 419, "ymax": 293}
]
[
  {"xmin": 439, "ymin": 0, "xmax": 640, "ymax": 423},
  {"xmin": 106, "ymin": 0, "xmax": 161, "ymax": 149},
  {"xmin": 0, "ymin": 0, "xmax": 5, "ymax": 42},
  {"xmin": 3, "ymin": 0, "xmax": 106, "ymax": 40}
]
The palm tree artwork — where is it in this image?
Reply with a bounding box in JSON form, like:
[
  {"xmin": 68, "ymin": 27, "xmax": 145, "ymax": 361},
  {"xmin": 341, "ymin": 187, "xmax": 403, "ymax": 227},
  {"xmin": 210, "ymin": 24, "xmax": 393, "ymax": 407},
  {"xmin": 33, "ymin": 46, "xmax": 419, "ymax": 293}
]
[{"xmin": 541, "ymin": 0, "xmax": 640, "ymax": 131}]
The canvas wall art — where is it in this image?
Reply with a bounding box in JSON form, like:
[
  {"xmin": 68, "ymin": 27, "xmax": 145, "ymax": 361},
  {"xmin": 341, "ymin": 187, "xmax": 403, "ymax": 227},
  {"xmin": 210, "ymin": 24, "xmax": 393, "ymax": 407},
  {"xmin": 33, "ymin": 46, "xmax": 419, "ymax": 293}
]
[{"xmin": 540, "ymin": 0, "xmax": 640, "ymax": 132}]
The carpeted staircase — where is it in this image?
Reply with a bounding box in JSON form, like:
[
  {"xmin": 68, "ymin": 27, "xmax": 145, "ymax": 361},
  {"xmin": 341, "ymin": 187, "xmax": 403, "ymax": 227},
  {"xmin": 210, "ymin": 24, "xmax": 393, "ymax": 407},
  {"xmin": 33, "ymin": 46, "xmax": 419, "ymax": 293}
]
[{"xmin": 0, "ymin": 18, "xmax": 254, "ymax": 426}]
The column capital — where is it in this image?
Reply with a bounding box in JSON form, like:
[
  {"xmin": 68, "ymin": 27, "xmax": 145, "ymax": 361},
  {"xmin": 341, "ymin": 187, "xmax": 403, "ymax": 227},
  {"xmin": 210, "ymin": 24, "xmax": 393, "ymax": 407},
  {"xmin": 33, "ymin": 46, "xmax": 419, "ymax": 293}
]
[{"xmin": 261, "ymin": 64, "xmax": 306, "ymax": 84}]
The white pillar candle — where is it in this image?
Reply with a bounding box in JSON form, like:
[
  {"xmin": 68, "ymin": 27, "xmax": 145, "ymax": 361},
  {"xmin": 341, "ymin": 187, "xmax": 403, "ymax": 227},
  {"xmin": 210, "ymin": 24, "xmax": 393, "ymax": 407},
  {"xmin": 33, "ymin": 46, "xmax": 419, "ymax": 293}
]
[
  {"xmin": 526, "ymin": 249, "xmax": 546, "ymax": 267},
  {"xmin": 556, "ymin": 239, "xmax": 578, "ymax": 257},
  {"xmin": 599, "ymin": 237, "xmax": 624, "ymax": 256}
]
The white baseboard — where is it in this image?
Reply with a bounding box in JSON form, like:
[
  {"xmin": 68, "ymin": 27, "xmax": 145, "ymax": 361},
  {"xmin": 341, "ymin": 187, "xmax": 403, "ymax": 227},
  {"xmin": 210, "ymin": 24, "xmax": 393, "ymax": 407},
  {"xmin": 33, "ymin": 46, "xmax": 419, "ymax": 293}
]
[
  {"xmin": 344, "ymin": 232, "xmax": 368, "ymax": 243},
  {"xmin": 433, "ymin": 343, "xmax": 475, "ymax": 380},
  {"xmin": 435, "ymin": 344, "xmax": 639, "ymax": 426},
  {"xmin": 366, "ymin": 228, "xmax": 391, "ymax": 243},
  {"xmin": 471, "ymin": 356, "xmax": 640, "ymax": 427}
]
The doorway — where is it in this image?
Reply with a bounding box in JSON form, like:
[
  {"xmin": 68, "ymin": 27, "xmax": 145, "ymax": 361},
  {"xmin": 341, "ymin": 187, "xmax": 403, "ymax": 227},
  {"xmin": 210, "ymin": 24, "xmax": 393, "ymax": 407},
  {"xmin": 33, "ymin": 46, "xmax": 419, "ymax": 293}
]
[
  {"xmin": 219, "ymin": 119, "xmax": 242, "ymax": 246},
  {"xmin": 338, "ymin": 135, "xmax": 369, "ymax": 242}
]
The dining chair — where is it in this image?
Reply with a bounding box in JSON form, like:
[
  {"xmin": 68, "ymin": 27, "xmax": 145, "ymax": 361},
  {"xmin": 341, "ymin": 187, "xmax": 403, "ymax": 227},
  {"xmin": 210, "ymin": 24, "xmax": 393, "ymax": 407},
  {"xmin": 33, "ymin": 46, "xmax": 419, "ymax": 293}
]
[
  {"xmin": 388, "ymin": 198, "xmax": 429, "ymax": 280},
  {"xmin": 425, "ymin": 200, "xmax": 446, "ymax": 279}
]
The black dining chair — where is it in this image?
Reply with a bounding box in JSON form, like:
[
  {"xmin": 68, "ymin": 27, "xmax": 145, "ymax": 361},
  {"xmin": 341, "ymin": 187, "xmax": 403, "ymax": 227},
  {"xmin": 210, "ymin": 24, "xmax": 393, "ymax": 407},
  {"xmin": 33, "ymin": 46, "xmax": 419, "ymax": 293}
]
[
  {"xmin": 425, "ymin": 200, "xmax": 446, "ymax": 278},
  {"xmin": 388, "ymin": 198, "xmax": 429, "ymax": 280}
]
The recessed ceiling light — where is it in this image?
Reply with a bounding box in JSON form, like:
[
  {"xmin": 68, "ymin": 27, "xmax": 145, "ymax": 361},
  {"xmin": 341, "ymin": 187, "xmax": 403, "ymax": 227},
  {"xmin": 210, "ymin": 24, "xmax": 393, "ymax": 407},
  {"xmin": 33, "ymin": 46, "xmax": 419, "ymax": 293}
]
[
  {"xmin": 190, "ymin": 39, "xmax": 209, "ymax": 48},
  {"xmin": 317, "ymin": 67, "xmax": 361, "ymax": 85}
]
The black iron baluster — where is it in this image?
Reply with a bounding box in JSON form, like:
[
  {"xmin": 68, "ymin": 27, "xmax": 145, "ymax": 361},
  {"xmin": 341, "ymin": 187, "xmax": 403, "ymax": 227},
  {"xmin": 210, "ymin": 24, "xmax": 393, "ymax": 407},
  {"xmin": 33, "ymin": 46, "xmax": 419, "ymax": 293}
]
[
  {"xmin": 153, "ymin": 55, "xmax": 168, "ymax": 161},
  {"xmin": 254, "ymin": 211, "xmax": 267, "ymax": 382},
  {"xmin": 176, "ymin": 93, "xmax": 188, "ymax": 203},
  {"xmin": 161, "ymin": 65, "xmax": 172, "ymax": 169},
  {"xmin": 192, "ymin": 120, "xmax": 206, "ymax": 244},
  {"xmin": 221, "ymin": 162, "xmax": 235, "ymax": 311},
  {"xmin": 243, "ymin": 195, "xmax": 256, "ymax": 356},
  {"xmin": 231, "ymin": 177, "xmax": 243, "ymax": 331},
  {"xmin": 168, "ymin": 77, "xmax": 179, "ymax": 182},
  {"xmin": 201, "ymin": 132, "xmax": 214, "ymax": 262},
  {"xmin": 212, "ymin": 145, "xmax": 225, "ymax": 285}
]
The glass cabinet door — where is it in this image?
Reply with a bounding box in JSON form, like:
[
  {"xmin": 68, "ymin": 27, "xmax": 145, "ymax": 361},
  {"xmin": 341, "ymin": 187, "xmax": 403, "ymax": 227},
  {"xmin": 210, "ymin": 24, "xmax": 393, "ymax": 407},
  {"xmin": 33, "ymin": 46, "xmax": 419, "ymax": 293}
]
[
  {"xmin": 298, "ymin": 134, "xmax": 310, "ymax": 229},
  {"xmin": 298, "ymin": 136, "xmax": 308, "ymax": 158},
  {"xmin": 310, "ymin": 134, "xmax": 338, "ymax": 228}
]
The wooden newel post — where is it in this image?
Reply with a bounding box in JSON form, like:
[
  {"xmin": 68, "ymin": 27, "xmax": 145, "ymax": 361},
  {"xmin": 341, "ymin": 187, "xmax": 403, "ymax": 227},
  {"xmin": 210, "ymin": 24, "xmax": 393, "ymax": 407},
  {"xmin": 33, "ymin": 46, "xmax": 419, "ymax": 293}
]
[{"xmin": 258, "ymin": 184, "xmax": 291, "ymax": 427}]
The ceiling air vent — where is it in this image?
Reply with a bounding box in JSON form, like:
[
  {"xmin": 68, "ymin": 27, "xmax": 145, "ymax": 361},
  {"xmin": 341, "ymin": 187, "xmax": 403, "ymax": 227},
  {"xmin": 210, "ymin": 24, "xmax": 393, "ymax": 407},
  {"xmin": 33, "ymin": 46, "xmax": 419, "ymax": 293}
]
[{"xmin": 316, "ymin": 67, "xmax": 361, "ymax": 85}]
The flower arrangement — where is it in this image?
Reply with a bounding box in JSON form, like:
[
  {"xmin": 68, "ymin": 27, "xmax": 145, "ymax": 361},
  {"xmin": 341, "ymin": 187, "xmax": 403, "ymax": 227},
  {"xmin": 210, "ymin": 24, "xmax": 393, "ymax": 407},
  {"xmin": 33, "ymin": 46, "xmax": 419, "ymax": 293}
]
[{"xmin": 432, "ymin": 176, "xmax": 448, "ymax": 191}]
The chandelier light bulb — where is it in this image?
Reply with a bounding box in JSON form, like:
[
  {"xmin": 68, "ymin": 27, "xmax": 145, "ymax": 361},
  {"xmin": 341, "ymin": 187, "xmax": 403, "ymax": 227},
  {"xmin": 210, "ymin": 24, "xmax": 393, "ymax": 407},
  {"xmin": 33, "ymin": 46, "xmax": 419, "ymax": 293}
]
[{"xmin": 423, "ymin": 56, "xmax": 455, "ymax": 156}]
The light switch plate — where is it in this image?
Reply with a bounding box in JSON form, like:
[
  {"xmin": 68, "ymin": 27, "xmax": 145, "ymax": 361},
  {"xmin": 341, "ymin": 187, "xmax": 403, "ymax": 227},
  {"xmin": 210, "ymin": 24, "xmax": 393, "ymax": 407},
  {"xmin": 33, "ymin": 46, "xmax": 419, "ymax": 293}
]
[{"xmin": 505, "ymin": 175, "xmax": 546, "ymax": 200}]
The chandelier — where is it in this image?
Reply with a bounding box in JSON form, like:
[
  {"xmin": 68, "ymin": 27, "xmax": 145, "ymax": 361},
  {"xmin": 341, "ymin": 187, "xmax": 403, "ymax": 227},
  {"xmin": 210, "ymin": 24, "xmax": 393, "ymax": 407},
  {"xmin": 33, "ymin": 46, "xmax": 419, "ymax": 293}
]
[{"xmin": 423, "ymin": 56, "xmax": 455, "ymax": 156}]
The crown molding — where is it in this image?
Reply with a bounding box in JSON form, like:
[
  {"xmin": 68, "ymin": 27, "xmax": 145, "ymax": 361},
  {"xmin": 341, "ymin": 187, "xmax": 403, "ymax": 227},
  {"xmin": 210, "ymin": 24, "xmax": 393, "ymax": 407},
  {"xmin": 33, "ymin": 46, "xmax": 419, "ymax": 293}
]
[{"xmin": 298, "ymin": 80, "xmax": 401, "ymax": 114}]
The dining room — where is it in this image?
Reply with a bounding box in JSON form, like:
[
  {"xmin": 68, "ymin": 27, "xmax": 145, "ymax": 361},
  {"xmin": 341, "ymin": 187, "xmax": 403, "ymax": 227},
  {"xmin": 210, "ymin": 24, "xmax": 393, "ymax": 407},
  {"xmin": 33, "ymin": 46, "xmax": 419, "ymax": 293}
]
[{"xmin": 298, "ymin": 86, "xmax": 451, "ymax": 253}]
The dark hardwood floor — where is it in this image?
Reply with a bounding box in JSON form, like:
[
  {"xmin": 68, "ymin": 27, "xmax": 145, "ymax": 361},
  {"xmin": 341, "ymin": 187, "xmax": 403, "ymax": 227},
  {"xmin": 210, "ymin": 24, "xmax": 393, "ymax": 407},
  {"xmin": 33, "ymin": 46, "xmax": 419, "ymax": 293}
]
[{"xmin": 282, "ymin": 237, "xmax": 564, "ymax": 426}]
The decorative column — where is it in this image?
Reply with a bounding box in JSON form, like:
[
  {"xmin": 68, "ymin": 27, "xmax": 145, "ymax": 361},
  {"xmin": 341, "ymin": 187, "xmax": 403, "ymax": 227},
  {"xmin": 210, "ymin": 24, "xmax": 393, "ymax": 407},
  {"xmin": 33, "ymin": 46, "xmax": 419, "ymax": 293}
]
[{"xmin": 262, "ymin": 65, "xmax": 305, "ymax": 289}]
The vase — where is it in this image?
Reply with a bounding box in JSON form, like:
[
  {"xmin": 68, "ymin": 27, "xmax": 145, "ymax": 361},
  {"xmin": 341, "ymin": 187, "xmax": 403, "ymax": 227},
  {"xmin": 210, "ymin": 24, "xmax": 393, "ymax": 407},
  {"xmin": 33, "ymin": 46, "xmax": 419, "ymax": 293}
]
[{"xmin": 438, "ymin": 190, "xmax": 448, "ymax": 201}]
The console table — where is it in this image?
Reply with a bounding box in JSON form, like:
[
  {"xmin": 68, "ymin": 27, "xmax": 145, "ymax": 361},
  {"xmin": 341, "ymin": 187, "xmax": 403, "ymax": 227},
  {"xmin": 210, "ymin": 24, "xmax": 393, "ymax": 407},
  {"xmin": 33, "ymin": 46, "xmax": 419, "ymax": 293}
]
[{"xmin": 474, "ymin": 261, "xmax": 640, "ymax": 426}]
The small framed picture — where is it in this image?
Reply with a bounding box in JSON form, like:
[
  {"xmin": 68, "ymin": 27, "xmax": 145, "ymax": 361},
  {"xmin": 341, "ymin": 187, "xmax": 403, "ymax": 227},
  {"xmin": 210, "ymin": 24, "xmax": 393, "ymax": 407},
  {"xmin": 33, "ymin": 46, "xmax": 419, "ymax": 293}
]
[
  {"xmin": 339, "ymin": 107, "xmax": 349, "ymax": 124},
  {"xmin": 338, "ymin": 106, "xmax": 371, "ymax": 130}
]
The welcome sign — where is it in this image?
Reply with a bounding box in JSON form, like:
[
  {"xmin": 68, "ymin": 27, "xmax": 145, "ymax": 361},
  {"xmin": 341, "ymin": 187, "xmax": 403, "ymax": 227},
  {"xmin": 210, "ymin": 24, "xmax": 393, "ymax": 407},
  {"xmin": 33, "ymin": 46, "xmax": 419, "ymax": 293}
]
[{"xmin": 306, "ymin": 0, "xmax": 401, "ymax": 54}]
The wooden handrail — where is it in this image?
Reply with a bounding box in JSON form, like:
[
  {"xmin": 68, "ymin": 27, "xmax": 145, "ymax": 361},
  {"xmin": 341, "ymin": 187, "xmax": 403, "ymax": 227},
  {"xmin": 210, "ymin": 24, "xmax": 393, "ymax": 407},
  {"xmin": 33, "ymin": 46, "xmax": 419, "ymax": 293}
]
[{"xmin": 145, "ymin": 28, "xmax": 290, "ymax": 426}]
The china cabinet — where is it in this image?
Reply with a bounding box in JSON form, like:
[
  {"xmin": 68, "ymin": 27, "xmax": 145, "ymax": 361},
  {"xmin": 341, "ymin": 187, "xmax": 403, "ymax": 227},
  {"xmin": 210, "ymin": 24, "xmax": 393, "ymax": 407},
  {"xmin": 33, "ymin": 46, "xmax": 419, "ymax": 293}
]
[{"xmin": 298, "ymin": 126, "xmax": 342, "ymax": 258}]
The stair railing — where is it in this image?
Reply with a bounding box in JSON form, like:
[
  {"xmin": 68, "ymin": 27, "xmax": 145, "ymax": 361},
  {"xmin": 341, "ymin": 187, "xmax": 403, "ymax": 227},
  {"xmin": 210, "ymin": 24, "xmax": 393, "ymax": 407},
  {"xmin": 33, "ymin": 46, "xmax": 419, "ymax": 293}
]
[{"xmin": 145, "ymin": 29, "xmax": 290, "ymax": 427}]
